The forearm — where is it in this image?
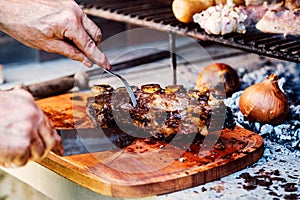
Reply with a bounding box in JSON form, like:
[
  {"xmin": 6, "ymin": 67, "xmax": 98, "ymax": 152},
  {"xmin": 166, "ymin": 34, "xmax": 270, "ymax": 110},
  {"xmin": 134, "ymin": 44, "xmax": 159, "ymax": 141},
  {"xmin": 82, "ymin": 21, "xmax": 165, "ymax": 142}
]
[
  {"xmin": 0, "ymin": 0, "xmax": 36, "ymax": 30},
  {"xmin": 0, "ymin": 0, "xmax": 10, "ymax": 31},
  {"xmin": 0, "ymin": 0, "xmax": 63, "ymax": 43},
  {"xmin": 0, "ymin": 0, "xmax": 111, "ymax": 69}
]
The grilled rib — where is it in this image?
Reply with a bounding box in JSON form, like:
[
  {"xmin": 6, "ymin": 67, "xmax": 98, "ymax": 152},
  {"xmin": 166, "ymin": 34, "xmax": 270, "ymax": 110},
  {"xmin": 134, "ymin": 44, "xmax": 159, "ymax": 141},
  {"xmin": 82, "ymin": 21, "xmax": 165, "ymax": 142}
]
[{"xmin": 86, "ymin": 84, "xmax": 212, "ymax": 139}]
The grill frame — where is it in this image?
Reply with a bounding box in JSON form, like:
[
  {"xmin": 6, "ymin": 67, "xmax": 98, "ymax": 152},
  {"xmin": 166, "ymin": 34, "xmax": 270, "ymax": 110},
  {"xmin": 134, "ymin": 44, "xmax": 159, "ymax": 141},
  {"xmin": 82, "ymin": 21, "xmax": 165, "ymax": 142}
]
[{"xmin": 76, "ymin": 0, "xmax": 300, "ymax": 63}]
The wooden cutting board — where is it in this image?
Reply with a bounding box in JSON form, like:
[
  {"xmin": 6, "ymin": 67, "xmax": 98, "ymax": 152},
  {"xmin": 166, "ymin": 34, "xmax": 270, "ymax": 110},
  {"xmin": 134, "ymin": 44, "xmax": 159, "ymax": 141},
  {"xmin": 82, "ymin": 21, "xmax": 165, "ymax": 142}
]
[{"xmin": 36, "ymin": 93, "xmax": 264, "ymax": 198}]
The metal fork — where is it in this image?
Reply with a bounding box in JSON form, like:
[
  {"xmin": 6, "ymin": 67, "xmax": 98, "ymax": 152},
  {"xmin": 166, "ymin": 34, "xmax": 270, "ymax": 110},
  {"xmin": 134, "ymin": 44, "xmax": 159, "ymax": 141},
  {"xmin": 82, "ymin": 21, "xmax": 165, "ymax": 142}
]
[{"xmin": 103, "ymin": 68, "xmax": 137, "ymax": 107}]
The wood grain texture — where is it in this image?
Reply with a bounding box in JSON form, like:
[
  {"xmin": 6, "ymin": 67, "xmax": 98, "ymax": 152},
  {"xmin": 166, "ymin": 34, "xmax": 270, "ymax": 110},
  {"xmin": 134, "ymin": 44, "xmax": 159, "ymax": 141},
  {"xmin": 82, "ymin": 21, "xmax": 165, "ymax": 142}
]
[{"xmin": 36, "ymin": 93, "xmax": 264, "ymax": 198}]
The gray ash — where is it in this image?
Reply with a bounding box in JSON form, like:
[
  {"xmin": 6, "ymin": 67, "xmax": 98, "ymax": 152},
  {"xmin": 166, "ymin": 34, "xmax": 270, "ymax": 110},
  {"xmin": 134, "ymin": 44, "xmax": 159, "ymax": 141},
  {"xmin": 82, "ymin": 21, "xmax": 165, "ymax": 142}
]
[{"xmin": 224, "ymin": 61, "xmax": 300, "ymax": 155}]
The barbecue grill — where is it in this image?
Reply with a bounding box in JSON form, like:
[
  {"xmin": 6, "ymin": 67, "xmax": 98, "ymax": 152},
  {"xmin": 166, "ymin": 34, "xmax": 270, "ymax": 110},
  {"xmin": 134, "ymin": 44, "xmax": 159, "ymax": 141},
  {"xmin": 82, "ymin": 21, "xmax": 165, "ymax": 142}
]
[
  {"xmin": 73, "ymin": 1, "xmax": 300, "ymax": 199},
  {"xmin": 76, "ymin": 0, "xmax": 300, "ymax": 63},
  {"xmin": 0, "ymin": 1, "xmax": 299, "ymax": 200}
]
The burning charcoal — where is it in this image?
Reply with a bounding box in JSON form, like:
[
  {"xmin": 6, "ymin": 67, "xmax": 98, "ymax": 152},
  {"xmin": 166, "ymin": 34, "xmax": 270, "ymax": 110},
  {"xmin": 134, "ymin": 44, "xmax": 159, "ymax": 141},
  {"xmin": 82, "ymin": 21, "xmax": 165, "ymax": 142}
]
[
  {"xmin": 239, "ymin": 172, "xmax": 252, "ymax": 180},
  {"xmin": 243, "ymin": 183, "xmax": 257, "ymax": 190},
  {"xmin": 256, "ymin": 176, "xmax": 273, "ymax": 187},
  {"xmin": 223, "ymin": 106, "xmax": 236, "ymax": 130},
  {"xmin": 273, "ymin": 170, "xmax": 280, "ymax": 176},
  {"xmin": 236, "ymin": 112, "xmax": 245, "ymax": 124},
  {"xmin": 254, "ymin": 122, "xmax": 261, "ymax": 132},
  {"xmin": 284, "ymin": 194, "xmax": 299, "ymax": 199},
  {"xmin": 282, "ymin": 183, "xmax": 298, "ymax": 192},
  {"xmin": 293, "ymin": 128, "xmax": 300, "ymax": 139},
  {"xmin": 291, "ymin": 105, "xmax": 300, "ymax": 116},
  {"xmin": 260, "ymin": 124, "xmax": 274, "ymax": 137},
  {"xmin": 268, "ymin": 191, "xmax": 280, "ymax": 198},
  {"xmin": 292, "ymin": 141, "xmax": 300, "ymax": 150}
]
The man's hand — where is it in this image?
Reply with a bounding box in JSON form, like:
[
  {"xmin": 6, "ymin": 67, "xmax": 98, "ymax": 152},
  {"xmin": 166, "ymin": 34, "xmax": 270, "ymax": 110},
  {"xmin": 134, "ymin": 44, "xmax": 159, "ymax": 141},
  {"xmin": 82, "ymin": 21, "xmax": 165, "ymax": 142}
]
[
  {"xmin": 0, "ymin": 90, "xmax": 63, "ymax": 168},
  {"xmin": 0, "ymin": 0, "xmax": 111, "ymax": 69}
]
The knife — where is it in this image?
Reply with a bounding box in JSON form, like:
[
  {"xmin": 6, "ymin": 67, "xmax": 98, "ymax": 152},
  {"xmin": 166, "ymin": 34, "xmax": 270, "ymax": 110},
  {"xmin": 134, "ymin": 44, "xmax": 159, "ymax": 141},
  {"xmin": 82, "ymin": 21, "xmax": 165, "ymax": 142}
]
[{"xmin": 57, "ymin": 127, "xmax": 135, "ymax": 156}]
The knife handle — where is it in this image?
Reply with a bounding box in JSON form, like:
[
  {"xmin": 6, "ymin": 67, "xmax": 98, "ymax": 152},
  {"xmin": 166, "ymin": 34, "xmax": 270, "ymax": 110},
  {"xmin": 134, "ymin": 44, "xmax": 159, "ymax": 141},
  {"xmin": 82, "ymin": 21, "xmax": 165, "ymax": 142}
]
[{"xmin": 28, "ymin": 76, "xmax": 75, "ymax": 99}]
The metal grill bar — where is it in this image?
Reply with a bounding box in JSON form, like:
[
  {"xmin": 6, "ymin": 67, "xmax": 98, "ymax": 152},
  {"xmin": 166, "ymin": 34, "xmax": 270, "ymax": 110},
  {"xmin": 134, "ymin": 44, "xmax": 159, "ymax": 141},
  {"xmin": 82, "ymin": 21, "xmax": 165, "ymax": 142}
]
[{"xmin": 77, "ymin": 0, "xmax": 300, "ymax": 63}]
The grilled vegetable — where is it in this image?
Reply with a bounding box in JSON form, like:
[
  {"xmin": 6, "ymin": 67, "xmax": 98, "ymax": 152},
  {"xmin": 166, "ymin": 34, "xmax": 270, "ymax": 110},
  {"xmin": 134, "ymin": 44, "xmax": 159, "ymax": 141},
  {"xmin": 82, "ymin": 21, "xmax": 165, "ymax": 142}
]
[
  {"xmin": 239, "ymin": 74, "xmax": 289, "ymax": 124},
  {"xmin": 196, "ymin": 63, "xmax": 240, "ymax": 98}
]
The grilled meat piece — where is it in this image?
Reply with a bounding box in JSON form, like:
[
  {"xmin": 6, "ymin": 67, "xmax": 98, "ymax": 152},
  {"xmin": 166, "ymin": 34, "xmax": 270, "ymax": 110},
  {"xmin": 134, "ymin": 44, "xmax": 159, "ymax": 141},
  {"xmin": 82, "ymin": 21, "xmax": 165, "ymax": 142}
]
[
  {"xmin": 86, "ymin": 84, "xmax": 212, "ymax": 139},
  {"xmin": 256, "ymin": 7, "xmax": 300, "ymax": 35},
  {"xmin": 284, "ymin": 0, "xmax": 300, "ymax": 10},
  {"xmin": 86, "ymin": 84, "xmax": 116, "ymax": 128}
]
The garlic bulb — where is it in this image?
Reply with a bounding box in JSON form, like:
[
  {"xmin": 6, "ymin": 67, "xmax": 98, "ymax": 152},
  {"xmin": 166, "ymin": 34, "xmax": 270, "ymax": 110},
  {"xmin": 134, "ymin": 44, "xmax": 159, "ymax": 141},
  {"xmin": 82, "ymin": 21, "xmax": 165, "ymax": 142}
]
[
  {"xmin": 239, "ymin": 74, "xmax": 289, "ymax": 124},
  {"xmin": 193, "ymin": 3, "xmax": 247, "ymax": 35}
]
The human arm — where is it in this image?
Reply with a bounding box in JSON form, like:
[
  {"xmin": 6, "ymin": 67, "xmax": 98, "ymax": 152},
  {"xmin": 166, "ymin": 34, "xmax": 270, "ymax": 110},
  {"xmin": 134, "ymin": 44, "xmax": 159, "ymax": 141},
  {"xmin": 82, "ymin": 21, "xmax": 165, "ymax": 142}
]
[
  {"xmin": 0, "ymin": 89, "xmax": 63, "ymax": 168},
  {"xmin": 0, "ymin": 0, "xmax": 111, "ymax": 69}
]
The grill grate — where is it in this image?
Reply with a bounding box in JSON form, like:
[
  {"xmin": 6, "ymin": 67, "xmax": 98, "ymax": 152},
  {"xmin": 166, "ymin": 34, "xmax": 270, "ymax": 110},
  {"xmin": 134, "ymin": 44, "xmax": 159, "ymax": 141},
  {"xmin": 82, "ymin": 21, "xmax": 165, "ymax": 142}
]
[{"xmin": 76, "ymin": 0, "xmax": 300, "ymax": 63}]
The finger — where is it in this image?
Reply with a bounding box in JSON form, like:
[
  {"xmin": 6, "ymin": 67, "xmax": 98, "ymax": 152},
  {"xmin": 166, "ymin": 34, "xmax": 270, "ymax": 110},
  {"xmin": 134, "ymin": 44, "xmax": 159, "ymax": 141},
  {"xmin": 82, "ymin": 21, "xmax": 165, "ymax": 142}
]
[
  {"xmin": 46, "ymin": 39, "xmax": 94, "ymax": 67},
  {"xmin": 64, "ymin": 26, "xmax": 111, "ymax": 70},
  {"xmin": 37, "ymin": 116, "xmax": 56, "ymax": 159},
  {"xmin": 11, "ymin": 149, "xmax": 31, "ymax": 167},
  {"xmin": 1, "ymin": 162, "xmax": 18, "ymax": 168},
  {"xmin": 0, "ymin": 131, "xmax": 31, "ymax": 168},
  {"xmin": 9, "ymin": 89, "xmax": 34, "ymax": 102},
  {"xmin": 3, "ymin": 148, "xmax": 31, "ymax": 168},
  {"xmin": 29, "ymin": 132, "xmax": 46, "ymax": 161},
  {"xmin": 82, "ymin": 14, "xmax": 103, "ymax": 46},
  {"xmin": 51, "ymin": 129, "xmax": 64, "ymax": 156},
  {"xmin": 40, "ymin": 116, "xmax": 64, "ymax": 157},
  {"xmin": 37, "ymin": 116, "xmax": 64, "ymax": 156}
]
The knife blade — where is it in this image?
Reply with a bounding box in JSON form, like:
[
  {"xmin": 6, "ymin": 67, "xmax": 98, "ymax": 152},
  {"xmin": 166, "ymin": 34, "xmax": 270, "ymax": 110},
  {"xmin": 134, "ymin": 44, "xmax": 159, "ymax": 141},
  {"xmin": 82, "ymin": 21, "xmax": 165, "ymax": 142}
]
[{"xmin": 57, "ymin": 127, "xmax": 134, "ymax": 156}]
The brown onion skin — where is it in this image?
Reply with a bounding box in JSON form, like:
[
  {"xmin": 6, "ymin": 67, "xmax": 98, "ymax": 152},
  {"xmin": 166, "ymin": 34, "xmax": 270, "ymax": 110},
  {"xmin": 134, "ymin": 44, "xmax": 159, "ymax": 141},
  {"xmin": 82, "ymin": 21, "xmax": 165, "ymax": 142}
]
[
  {"xmin": 239, "ymin": 74, "xmax": 289, "ymax": 125},
  {"xmin": 196, "ymin": 63, "xmax": 240, "ymax": 98}
]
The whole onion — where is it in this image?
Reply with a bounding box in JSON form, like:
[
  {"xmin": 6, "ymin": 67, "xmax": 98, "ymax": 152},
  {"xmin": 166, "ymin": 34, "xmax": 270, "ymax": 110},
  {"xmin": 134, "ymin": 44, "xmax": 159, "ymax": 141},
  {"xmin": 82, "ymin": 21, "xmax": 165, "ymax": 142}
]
[
  {"xmin": 196, "ymin": 63, "xmax": 240, "ymax": 98},
  {"xmin": 239, "ymin": 74, "xmax": 289, "ymax": 124}
]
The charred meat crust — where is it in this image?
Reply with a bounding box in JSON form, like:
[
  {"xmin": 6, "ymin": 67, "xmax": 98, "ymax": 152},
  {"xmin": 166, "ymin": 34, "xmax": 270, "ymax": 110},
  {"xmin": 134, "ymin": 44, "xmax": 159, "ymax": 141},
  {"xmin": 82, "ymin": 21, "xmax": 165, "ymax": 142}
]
[{"xmin": 86, "ymin": 84, "xmax": 213, "ymax": 139}]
